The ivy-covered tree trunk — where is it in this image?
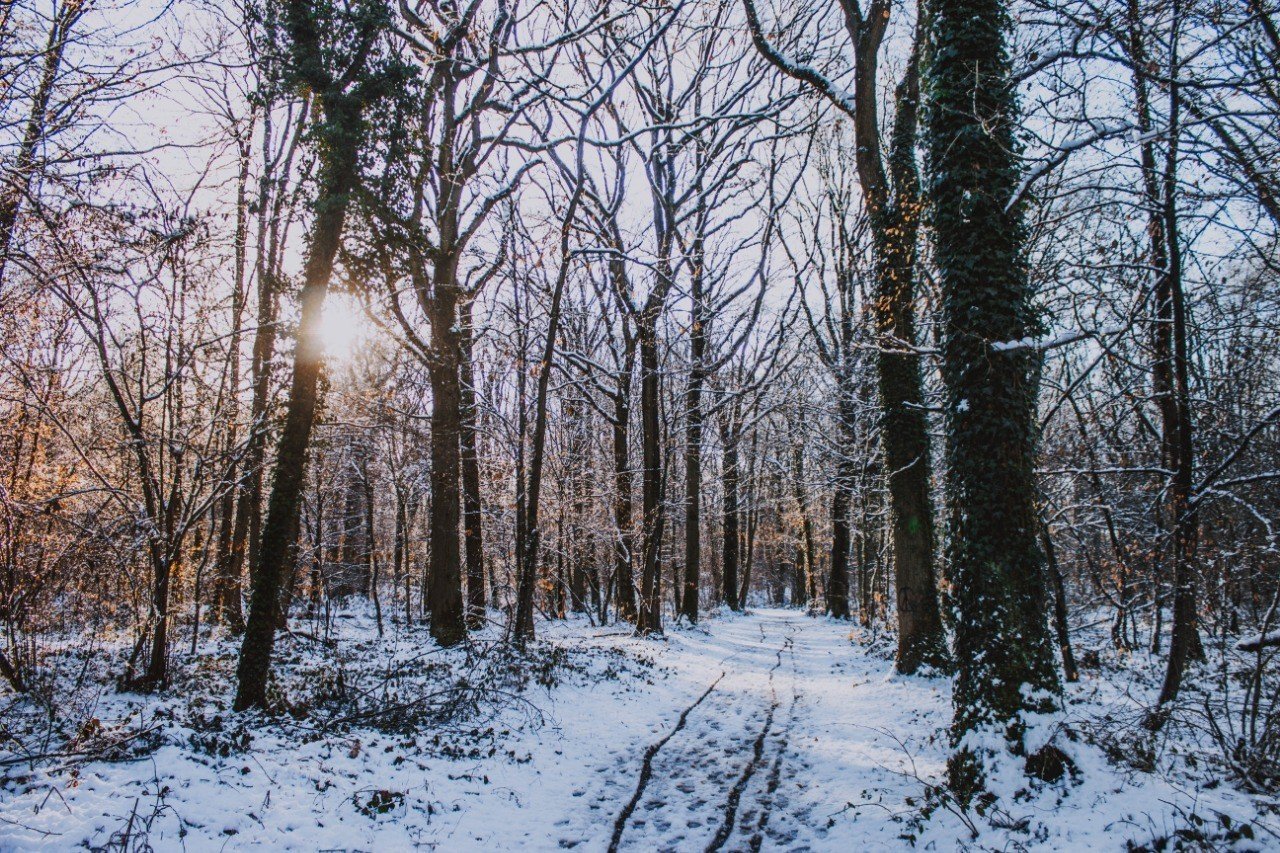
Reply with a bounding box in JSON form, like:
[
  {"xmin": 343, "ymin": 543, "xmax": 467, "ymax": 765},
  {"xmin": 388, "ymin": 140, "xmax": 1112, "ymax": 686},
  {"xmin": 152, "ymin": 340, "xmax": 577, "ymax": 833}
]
[{"xmin": 922, "ymin": 0, "xmax": 1061, "ymax": 793}]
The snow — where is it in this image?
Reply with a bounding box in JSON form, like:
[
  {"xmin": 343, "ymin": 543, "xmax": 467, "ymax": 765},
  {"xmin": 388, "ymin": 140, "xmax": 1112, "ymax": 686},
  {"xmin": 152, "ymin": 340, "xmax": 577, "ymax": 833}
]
[
  {"xmin": 1, "ymin": 608, "xmax": 1274, "ymax": 850},
  {"xmin": 1237, "ymin": 629, "xmax": 1280, "ymax": 652},
  {"xmin": 991, "ymin": 325, "xmax": 1126, "ymax": 353}
]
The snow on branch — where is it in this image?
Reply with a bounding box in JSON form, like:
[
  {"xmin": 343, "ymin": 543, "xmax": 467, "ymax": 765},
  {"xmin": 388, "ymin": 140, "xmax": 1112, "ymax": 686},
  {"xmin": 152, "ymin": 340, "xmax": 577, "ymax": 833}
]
[
  {"xmin": 1005, "ymin": 122, "xmax": 1135, "ymax": 213},
  {"xmin": 991, "ymin": 325, "xmax": 1125, "ymax": 353},
  {"xmin": 1237, "ymin": 630, "xmax": 1280, "ymax": 652},
  {"xmin": 739, "ymin": 0, "xmax": 857, "ymax": 119}
]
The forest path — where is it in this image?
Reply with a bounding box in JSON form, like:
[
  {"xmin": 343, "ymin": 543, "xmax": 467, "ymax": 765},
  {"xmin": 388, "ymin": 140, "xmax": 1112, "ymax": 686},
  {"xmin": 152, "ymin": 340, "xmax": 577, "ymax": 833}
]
[
  {"xmin": 560, "ymin": 608, "xmax": 933, "ymax": 853},
  {"xmin": 3, "ymin": 608, "xmax": 1262, "ymax": 851},
  {"xmin": 0, "ymin": 608, "xmax": 949, "ymax": 851},
  {"xmin": 605, "ymin": 610, "xmax": 800, "ymax": 852}
]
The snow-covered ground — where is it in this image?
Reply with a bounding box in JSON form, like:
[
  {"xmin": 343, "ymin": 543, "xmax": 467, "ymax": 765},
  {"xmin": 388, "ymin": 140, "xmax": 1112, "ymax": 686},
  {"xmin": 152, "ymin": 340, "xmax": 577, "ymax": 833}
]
[{"xmin": 1, "ymin": 608, "xmax": 1274, "ymax": 850}]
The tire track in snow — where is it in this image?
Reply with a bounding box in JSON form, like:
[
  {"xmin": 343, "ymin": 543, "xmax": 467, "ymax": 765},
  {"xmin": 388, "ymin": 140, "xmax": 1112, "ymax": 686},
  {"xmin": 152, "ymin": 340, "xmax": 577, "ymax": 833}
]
[
  {"xmin": 748, "ymin": 627, "xmax": 801, "ymax": 852},
  {"xmin": 608, "ymin": 672, "xmax": 725, "ymax": 853},
  {"xmin": 607, "ymin": 615, "xmax": 798, "ymax": 852},
  {"xmin": 706, "ymin": 622, "xmax": 797, "ymax": 852}
]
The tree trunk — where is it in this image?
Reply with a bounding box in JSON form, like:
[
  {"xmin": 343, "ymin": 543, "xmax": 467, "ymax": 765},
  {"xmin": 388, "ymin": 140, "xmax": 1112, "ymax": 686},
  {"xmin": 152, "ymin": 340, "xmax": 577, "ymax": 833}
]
[
  {"xmin": 739, "ymin": 432, "xmax": 759, "ymax": 611},
  {"xmin": 1156, "ymin": 0, "xmax": 1204, "ymax": 705},
  {"xmin": 0, "ymin": 1, "xmax": 81, "ymax": 288},
  {"xmin": 513, "ymin": 122, "xmax": 596, "ymax": 644},
  {"xmin": 681, "ymin": 284, "xmax": 707, "ymax": 622},
  {"xmin": 228, "ymin": 136, "xmax": 291, "ymax": 619},
  {"xmin": 924, "ymin": 0, "xmax": 1061, "ymax": 793},
  {"xmin": 553, "ymin": 501, "xmax": 567, "ymax": 619},
  {"xmin": 827, "ymin": 386, "xmax": 853, "ymax": 619},
  {"xmin": 459, "ymin": 297, "xmax": 486, "ymax": 627},
  {"xmin": 234, "ymin": 76, "xmax": 363, "ymax": 711},
  {"xmin": 612, "ymin": 368, "xmax": 638, "ymax": 623},
  {"xmin": 394, "ymin": 486, "xmax": 410, "ymax": 622},
  {"xmin": 566, "ymin": 396, "xmax": 590, "ymax": 613},
  {"xmin": 336, "ymin": 436, "xmax": 371, "ymax": 598},
  {"xmin": 851, "ymin": 12, "xmax": 947, "ymax": 670},
  {"xmin": 1130, "ymin": 1, "xmax": 1175, "ymax": 660},
  {"xmin": 1041, "ymin": 523, "xmax": 1078, "ymax": 682},
  {"xmin": 213, "ymin": 127, "xmax": 253, "ymax": 633},
  {"xmin": 143, "ymin": 548, "xmax": 173, "ymax": 687},
  {"xmin": 722, "ymin": 426, "xmax": 741, "ymax": 611},
  {"xmin": 364, "ymin": 474, "xmax": 382, "ymax": 636},
  {"xmin": 426, "ymin": 244, "xmax": 466, "ymax": 646},
  {"xmin": 791, "ymin": 443, "xmax": 816, "ymax": 609},
  {"xmin": 636, "ymin": 318, "xmax": 665, "ymax": 635}
]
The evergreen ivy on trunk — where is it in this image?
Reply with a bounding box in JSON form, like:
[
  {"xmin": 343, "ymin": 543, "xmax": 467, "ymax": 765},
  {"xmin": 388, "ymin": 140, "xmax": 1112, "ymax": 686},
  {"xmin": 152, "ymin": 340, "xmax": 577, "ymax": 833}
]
[{"xmin": 921, "ymin": 0, "xmax": 1061, "ymax": 794}]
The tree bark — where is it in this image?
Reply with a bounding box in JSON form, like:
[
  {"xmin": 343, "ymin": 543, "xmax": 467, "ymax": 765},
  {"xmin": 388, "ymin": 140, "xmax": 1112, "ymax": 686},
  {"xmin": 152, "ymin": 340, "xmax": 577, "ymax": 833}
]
[
  {"xmin": 845, "ymin": 1, "xmax": 946, "ymax": 666},
  {"xmin": 213, "ymin": 125, "xmax": 254, "ymax": 632},
  {"xmin": 427, "ymin": 245, "xmax": 466, "ymax": 646},
  {"xmin": 566, "ymin": 396, "xmax": 590, "ymax": 613},
  {"xmin": 143, "ymin": 548, "xmax": 174, "ymax": 687},
  {"xmin": 459, "ymin": 297, "xmax": 486, "ymax": 627},
  {"xmin": 827, "ymin": 384, "xmax": 854, "ymax": 619},
  {"xmin": 680, "ymin": 268, "xmax": 708, "ymax": 623},
  {"xmin": 872, "ymin": 43, "xmax": 948, "ymax": 673},
  {"xmin": 722, "ymin": 424, "xmax": 741, "ymax": 611},
  {"xmin": 234, "ymin": 39, "xmax": 367, "ymax": 708},
  {"xmin": 739, "ymin": 428, "xmax": 760, "ymax": 611},
  {"xmin": 790, "ymin": 443, "xmax": 816, "ymax": 609},
  {"xmin": 0, "ymin": 0, "xmax": 82, "ymax": 288},
  {"xmin": 923, "ymin": 0, "xmax": 1061, "ymax": 793},
  {"xmin": 228, "ymin": 96, "xmax": 307, "ymax": 622},
  {"xmin": 1041, "ymin": 523, "xmax": 1078, "ymax": 682},
  {"xmin": 1155, "ymin": 0, "xmax": 1204, "ymax": 705},
  {"xmin": 636, "ymin": 315, "xmax": 665, "ymax": 635},
  {"xmin": 741, "ymin": 0, "xmax": 944, "ymax": 660},
  {"xmin": 612, "ymin": 360, "xmax": 638, "ymax": 623}
]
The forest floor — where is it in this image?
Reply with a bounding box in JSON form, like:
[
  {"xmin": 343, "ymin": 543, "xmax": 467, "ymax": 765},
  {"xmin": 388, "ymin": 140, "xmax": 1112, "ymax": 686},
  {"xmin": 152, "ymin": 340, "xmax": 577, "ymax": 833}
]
[{"xmin": 1, "ymin": 607, "xmax": 1276, "ymax": 850}]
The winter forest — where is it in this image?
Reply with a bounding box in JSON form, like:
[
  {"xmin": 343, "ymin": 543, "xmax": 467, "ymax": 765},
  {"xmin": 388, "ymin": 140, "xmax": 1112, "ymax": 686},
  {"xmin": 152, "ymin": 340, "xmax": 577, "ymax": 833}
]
[{"xmin": 1, "ymin": 0, "xmax": 1278, "ymax": 847}]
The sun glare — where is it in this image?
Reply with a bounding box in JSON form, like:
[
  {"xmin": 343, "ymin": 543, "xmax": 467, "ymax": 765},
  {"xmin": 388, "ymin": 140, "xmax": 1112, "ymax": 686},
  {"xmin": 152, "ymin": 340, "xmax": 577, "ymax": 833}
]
[{"xmin": 318, "ymin": 295, "xmax": 365, "ymax": 362}]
